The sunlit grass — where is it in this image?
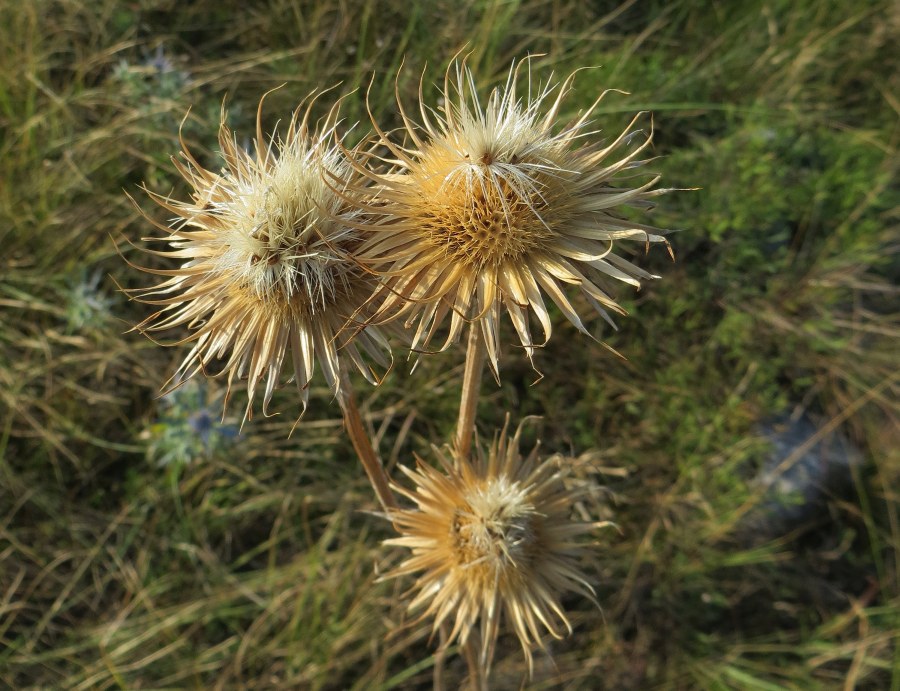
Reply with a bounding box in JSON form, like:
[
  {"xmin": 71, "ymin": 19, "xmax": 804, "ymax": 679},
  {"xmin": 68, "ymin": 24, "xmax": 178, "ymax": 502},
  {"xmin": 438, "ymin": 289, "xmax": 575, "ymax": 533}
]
[{"xmin": 1, "ymin": 0, "xmax": 897, "ymax": 687}]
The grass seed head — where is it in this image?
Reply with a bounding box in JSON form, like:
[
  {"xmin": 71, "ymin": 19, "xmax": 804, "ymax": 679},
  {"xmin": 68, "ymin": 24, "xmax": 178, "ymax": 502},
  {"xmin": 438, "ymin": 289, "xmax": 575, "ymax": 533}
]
[{"xmin": 130, "ymin": 96, "xmax": 390, "ymax": 420}]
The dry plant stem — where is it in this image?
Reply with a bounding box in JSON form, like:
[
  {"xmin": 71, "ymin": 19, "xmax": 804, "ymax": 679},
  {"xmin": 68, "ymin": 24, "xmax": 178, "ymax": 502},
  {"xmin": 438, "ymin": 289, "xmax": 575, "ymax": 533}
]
[
  {"xmin": 339, "ymin": 379, "xmax": 398, "ymax": 511},
  {"xmin": 455, "ymin": 325, "xmax": 489, "ymax": 687},
  {"xmin": 433, "ymin": 622, "xmax": 449, "ymax": 691},
  {"xmin": 455, "ymin": 325, "xmax": 486, "ymax": 459},
  {"xmin": 462, "ymin": 633, "xmax": 487, "ymax": 691}
]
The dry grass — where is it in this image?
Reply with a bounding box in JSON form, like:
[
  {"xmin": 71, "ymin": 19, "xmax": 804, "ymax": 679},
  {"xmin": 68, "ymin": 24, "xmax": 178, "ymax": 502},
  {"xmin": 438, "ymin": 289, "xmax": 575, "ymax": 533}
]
[{"xmin": 1, "ymin": 0, "xmax": 897, "ymax": 688}]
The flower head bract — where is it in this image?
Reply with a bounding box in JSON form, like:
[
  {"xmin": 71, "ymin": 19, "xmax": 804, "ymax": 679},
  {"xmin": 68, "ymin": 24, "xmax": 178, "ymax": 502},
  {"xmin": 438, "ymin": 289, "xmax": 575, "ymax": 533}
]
[
  {"xmin": 384, "ymin": 421, "xmax": 603, "ymax": 675},
  {"xmin": 352, "ymin": 58, "xmax": 673, "ymax": 372},
  {"xmin": 129, "ymin": 95, "xmax": 390, "ymax": 420}
]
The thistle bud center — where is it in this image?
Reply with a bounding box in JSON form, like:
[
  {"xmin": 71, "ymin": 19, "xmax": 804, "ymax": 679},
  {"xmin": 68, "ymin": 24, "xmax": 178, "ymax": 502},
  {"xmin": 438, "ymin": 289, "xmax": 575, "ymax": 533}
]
[{"xmin": 451, "ymin": 477, "xmax": 537, "ymax": 569}]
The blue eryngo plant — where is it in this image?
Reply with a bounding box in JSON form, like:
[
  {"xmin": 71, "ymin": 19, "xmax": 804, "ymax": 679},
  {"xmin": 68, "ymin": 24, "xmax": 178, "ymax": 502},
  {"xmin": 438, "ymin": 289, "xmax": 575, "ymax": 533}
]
[
  {"xmin": 65, "ymin": 269, "xmax": 116, "ymax": 334},
  {"xmin": 129, "ymin": 96, "xmax": 390, "ymax": 420},
  {"xmin": 349, "ymin": 58, "xmax": 673, "ymax": 372},
  {"xmin": 143, "ymin": 378, "xmax": 240, "ymax": 467},
  {"xmin": 385, "ymin": 422, "xmax": 607, "ymax": 676}
]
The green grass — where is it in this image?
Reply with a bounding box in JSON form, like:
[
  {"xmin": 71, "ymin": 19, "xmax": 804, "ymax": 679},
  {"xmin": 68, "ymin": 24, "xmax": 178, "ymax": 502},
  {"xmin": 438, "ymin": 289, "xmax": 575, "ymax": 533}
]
[{"xmin": 1, "ymin": 0, "xmax": 897, "ymax": 688}]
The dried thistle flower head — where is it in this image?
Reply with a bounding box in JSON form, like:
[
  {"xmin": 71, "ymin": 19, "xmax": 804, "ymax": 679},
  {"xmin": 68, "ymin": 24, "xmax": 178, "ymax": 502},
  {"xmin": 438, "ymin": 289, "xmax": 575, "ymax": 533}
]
[
  {"xmin": 130, "ymin": 95, "xmax": 389, "ymax": 419},
  {"xmin": 384, "ymin": 422, "xmax": 603, "ymax": 675},
  {"xmin": 353, "ymin": 58, "xmax": 673, "ymax": 372}
]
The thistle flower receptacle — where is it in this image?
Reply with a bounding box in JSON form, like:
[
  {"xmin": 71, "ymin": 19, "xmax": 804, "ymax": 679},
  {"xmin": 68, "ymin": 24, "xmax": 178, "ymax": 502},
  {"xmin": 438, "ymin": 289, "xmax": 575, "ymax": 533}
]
[
  {"xmin": 130, "ymin": 97, "xmax": 390, "ymax": 419},
  {"xmin": 353, "ymin": 59, "xmax": 673, "ymax": 372},
  {"xmin": 384, "ymin": 424, "xmax": 602, "ymax": 675}
]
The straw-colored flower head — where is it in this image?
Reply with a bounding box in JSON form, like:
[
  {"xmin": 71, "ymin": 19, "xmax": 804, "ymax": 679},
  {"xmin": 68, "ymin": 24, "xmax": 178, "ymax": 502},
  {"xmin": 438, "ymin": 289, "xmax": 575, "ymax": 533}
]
[
  {"xmin": 353, "ymin": 59, "xmax": 673, "ymax": 372},
  {"xmin": 130, "ymin": 96, "xmax": 389, "ymax": 419},
  {"xmin": 385, "ymin": 422, "xmax": 602, "ymax": 674}
]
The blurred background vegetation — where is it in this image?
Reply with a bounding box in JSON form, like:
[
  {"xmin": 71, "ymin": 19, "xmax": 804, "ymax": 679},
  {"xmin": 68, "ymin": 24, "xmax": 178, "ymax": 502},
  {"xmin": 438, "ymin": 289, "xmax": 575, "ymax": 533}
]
[{"xmin": 1, "ymin": 0, "xmax": 897, "ymax": 688}]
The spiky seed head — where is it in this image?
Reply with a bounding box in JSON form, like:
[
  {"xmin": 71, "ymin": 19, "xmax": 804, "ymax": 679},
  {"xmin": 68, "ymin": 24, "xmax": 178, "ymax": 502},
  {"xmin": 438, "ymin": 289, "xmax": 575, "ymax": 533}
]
[
  {"xmin": 353, "ymin": 58, "xmax": 673, "ymax": 373},
  {"xmin": 129, "ymin": 95, "xmax": 389, "ymax": 420},
  {"xmin": 384, "ymin": 422, "xmax": 602, "ymax": 675}
]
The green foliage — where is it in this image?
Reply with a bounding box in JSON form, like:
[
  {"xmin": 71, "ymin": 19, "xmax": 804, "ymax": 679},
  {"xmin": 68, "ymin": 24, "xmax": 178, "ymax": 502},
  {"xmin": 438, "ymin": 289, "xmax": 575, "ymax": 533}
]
[
  {"xmin": 142, "ymin": 379, "xmax": 241, "ymax": 467},
  {"xmin": 1, "ymin": 0, "xmax": 897, "ymax": 688}
]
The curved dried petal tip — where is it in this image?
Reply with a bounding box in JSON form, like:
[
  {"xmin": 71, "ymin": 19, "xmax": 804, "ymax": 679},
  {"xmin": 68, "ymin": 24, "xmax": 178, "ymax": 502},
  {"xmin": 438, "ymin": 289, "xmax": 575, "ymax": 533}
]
[
  {"xmin": 352, "ymin": 57, "xmax": 675, "ymax": 375},
  {"xmin": 383, "ymin": 421, "xmax": 604, "ymax": 676},
  {"xmin": 128, "ymin": 95, "xmax": 390, "ymax": 421}
]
